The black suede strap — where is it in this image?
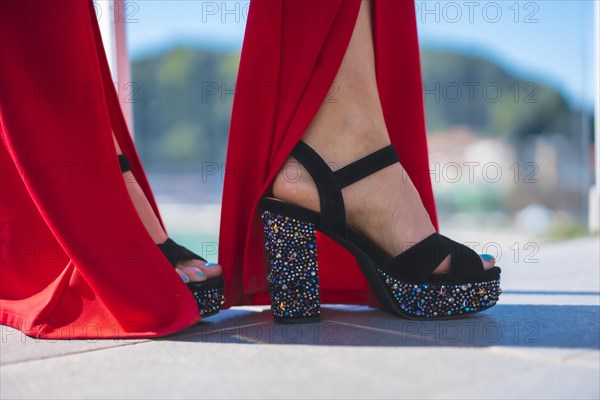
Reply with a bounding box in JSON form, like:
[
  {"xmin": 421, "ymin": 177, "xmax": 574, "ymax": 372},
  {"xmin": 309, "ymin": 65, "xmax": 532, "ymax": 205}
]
[
  {"xmin": 383, "ymin": 233, "xmax": 450, "ymax": 283},
  {"xmin": 118, "ymin": 154, "xmax": 132, "ymax": 173},
  {"xmin": 333, "ymin": 145, "xmax": 398, "ymax": 188},
  {"xmin": 157, "ymin": 238, "xmax": 206, "ymax": 268},
  {"xmin": 383, "ymin": 233, "xmax": 484, "ymax": 282},
  {"xmin": 291, "ymin": 141, "xmax": 347, "ymax": 236},
  {"xmin": 444, "ymin": 235, "xmax": 485, "ymax": 278},
  {"xmin": 290, "ymin": 141, "xmax": 401, "ymax": 237}
]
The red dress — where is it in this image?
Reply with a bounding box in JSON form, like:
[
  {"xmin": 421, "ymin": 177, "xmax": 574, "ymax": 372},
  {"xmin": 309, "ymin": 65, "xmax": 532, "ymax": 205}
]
[
  {"xmin": 219, "ymin": 0, "xmax": 438, "ymax": 307},
  {"xmin": 0, "ymin": 0, "xmax": 200, "ymax": 338},
  {"xmin": 1, "ymin": 0, "xmax": 436, "ymax": 338}
]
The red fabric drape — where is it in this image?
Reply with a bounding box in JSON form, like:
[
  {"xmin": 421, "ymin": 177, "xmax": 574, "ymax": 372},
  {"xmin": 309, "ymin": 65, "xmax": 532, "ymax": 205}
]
[
  {"xmin": 0, "ymin": 0, "xmax": 437, "ymax": 338},
  {"xmin": 0, "ymin": 0, "xmax": 199, "ymax": 338},
  {"xmin": 219, "ymin": 0, "xmax": 438, "ymax": 307}
]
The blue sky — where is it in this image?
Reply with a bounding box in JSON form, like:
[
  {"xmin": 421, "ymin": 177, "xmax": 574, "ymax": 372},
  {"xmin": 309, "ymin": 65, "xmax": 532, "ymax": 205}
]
[{"xmin": 125, "ymin": 0, "xmax": 597, "ymax": 108}]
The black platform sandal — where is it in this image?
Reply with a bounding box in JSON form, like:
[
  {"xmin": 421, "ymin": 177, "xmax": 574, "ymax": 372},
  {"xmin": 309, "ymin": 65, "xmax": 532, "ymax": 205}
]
[
  {"xmin": 118, "ymin": 154, "xmax": 225, "ymax": 317},
  {"xmin": 259, "ymin": 141, "xmax": 501, "ymax": 323}
]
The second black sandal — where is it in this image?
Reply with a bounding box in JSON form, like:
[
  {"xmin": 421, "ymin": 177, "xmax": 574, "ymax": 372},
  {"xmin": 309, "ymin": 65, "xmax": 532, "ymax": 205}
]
[
  {"xmin": 260, "ymin": 142, "xmax": 501, "ymax": 323},
  {"xmin": 157, "ymin": 238, "xmax": 225, "ymax": 317},
  {"xmin": 118, "ymin": 154, "xmax": 225, "ymax": 317}
]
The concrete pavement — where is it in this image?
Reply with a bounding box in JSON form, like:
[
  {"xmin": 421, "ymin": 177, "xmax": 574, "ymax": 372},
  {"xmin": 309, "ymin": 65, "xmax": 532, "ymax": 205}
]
[{"xmin": 1, "ymin": 237, "xmax": 599, "ymax": 399}]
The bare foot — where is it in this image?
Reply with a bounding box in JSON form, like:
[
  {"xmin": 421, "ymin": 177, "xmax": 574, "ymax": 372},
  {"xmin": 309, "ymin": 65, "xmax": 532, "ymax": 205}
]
[
  {"xmin": 272, "ymin": 138, "xmax": 497, "ymax": 275},
  {"xmin": 114, "ymin": 136, "xmax": 222, "ymax": 283},
  {"xmin": 272, "ymin": 0, "xmax": 495, "ymax": 274}
]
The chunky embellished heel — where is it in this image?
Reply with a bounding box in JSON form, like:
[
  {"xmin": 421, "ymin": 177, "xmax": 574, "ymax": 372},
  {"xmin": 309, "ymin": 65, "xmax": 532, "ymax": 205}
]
[
  {"xmin": 262, "ymin": 210, "xmax": 320, "ymax": 323},
  {"xmin": 260, "ymin": 141, "xmax": 502, "ymax": 320},
  {"xmin": 118, "ymin": 154, "xmax": 225, "ymax": 317},
  {"xmin": 187, "ymin": 276, "xmax": 225, "ymax": 317}
]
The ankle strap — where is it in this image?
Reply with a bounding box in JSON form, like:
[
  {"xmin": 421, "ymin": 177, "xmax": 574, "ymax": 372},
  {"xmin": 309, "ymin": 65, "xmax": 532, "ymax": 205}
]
[
  {"xmin": 290, "ymin": 141, "xmax": 398, "ymax": 237},
  {"xmin": 291, "ymin": 141, "xmax": 347, "ymax": 235},
  {"xmin": 118, "ymin": 154, "xmax": 132, "ymax": 173},
  {"xmin": 158, "ymin": 238, "xmax": 206, "ymax": 268},
  {"xmin": 333, "ymin": 146, "xmax": 398, "ymax": 188}
]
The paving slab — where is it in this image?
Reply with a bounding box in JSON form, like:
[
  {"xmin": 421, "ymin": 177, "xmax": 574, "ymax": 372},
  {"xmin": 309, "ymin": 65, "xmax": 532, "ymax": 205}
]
[
  {"xmin": 1, "ymin": 341, "xmax": 596, "ymax": 399},
  {"xmin": 0, "ymin": 325, "xmax": 146, "ymax": 365}
]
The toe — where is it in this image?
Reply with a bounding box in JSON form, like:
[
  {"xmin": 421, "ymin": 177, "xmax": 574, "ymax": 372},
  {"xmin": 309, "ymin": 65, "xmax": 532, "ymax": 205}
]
[
  {"xmin": 480, "ymin": 254, "xmax": 496, "ymax": 270},
  {"xmin": 181, "ymin": 266, "xmax": 207, "ymax": 282},
  {"xmin": 432, "ymin": 254, "xmax": 451, "ymax": 274},
  {"xmin": 176, "ymin": 268, "xmax": 191, "ymax": 283},
  {"xmin": 179, "ymin": 259, "xmax": 222, "ymax": 278},
  {"xmin": 197, "ymin": 261, "xmax": 223, "ymax": 278}
]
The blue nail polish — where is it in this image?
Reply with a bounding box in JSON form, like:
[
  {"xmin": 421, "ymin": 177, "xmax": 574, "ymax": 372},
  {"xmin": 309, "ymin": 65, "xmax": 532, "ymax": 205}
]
[
  {"xmin": 180, "ymin": 274, "xmax": 190, "ymax": 283},
  {"xmin": 196, "ymin": 270, "xmax": 206, "ymax": 278},
  {"xmin": 204, "ymin": 262, "xmax": 216, "ymax": 267},
  {"xmin": 481, "ymin": 254, "xmax": 495, "ymax": 262}
]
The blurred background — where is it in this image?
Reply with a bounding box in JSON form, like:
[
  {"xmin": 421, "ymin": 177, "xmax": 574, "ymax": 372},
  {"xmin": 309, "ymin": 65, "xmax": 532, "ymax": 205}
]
[{"xmin": 99, "ymin": 0, "xmax": 597, "ymax": 263}]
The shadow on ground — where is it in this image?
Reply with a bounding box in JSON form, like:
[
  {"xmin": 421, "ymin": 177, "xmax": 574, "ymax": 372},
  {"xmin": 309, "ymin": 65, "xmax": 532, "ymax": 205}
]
[{"xmin": 163, "ymin": 303, "xmax": 600, "ymax": 349}]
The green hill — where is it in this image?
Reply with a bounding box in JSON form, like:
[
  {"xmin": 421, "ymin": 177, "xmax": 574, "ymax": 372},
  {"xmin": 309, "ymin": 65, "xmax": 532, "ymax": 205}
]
[
  {"xmin": 420, "ymin": 50, "xmax": 576, "ymax": 137},
  {"xmin": 131, "ymin": 47, "xmax": 583, "ymax": 171}
]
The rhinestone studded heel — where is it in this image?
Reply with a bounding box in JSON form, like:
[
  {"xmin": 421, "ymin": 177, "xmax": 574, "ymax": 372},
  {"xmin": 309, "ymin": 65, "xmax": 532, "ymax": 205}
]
[
  {"xmin": 118, "ymin": 154, "xmax": 225, "ymax": 317},
  {"xmin": 260, "ymin": 141, "xmax": 501, "ymax": 321},
  {"xmin": 262, "ymin": 211, "xmax": 320, "ymax": 323}
]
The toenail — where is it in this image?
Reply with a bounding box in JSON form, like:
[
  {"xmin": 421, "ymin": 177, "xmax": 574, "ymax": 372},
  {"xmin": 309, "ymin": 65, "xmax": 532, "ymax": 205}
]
[{"xmin": 481, "ymin": 254, "xmax": 495, "ymax": 262}]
